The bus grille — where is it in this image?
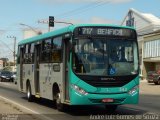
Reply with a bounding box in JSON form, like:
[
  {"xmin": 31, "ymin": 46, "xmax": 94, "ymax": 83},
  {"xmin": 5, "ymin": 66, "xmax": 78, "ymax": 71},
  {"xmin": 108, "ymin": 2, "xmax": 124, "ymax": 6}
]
[
  {"xmin": 77, "ymin": 75, "xmax": 137, "ymax": 87},
  {"xmin": 84, "ymin": 79, "xmax": 130, "ymax": 87}
]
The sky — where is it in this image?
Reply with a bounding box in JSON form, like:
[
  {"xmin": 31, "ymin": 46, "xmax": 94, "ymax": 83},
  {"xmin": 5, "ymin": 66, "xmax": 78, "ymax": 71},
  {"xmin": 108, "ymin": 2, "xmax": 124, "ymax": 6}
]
[{"xmin": 0, "ymin": 0, "xmax": 160, "ymax": 61}]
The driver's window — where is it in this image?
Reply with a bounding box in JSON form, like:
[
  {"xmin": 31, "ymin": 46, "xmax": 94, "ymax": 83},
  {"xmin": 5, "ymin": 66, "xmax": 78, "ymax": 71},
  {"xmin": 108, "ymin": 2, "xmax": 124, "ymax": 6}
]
[{"xmin": 83, "ymin": 42, "xmax": 94, "ymax": 52}]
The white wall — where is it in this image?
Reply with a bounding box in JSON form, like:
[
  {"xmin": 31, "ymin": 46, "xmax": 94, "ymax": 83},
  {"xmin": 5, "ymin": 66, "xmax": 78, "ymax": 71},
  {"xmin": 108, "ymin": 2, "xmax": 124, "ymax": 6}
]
[{"xmin": 23, "ymin": 30, "xmax": 38, "ymax": 39}]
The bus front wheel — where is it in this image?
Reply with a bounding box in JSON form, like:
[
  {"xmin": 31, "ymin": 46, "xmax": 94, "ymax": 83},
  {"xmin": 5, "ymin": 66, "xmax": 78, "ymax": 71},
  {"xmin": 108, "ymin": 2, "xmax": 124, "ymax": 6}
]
[
  {"xmin": 27, "ymin": 84, "xmax": 34, "ymax": 102},
  {"xmin": 56, "ymin": 93, "xmax": 65, "ymax": 111}
]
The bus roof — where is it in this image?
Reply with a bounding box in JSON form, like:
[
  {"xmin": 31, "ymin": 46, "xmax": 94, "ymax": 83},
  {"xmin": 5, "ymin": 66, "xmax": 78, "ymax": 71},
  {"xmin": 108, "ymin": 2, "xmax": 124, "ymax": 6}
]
[{"xmin": 18, "ymin": 24, "xmax": 135, "ymax": 45}]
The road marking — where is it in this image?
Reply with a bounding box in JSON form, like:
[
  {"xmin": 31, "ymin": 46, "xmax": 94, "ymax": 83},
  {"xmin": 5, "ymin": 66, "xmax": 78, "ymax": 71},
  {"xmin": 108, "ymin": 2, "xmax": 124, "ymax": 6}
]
[{"xmin": 0, "ymin": 95, "xmax": 55, "ymax": 120}]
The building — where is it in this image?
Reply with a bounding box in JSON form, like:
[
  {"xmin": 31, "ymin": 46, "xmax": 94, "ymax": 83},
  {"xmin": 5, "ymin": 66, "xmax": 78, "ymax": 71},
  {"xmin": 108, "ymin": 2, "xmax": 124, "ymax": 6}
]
[
  {"xmin": 121, "ymin": 8, "xmax": 160, "ymax": 79},
  {"xmin": 142, "ymin": 30, "xmax": 160, "ymax": 77},
  {"xmin": 22, "ymin": 28, "xmax": 42, "ymax": 39},
  {"xmin": 0, "ymin": 60, "xmax": 3, "ymax": 70},
  {"xmin": 0, "ymin": 58, "xmax": 9, "ymax": 68}
]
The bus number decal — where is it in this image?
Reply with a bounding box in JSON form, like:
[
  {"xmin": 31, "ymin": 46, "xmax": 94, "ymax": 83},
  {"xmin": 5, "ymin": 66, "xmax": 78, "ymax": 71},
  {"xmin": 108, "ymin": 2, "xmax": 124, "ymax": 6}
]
[
  {"xmin": 82, "ymin": 28, "xmax": 93, "ymax": 35},
  {"xmin": 119, "ymin": 87, "xmax": 128, "ymax": 92}
]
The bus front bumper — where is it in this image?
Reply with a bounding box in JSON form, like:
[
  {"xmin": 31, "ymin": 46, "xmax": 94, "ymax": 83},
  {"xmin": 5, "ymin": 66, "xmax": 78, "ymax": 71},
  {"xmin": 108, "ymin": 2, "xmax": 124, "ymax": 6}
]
[{"xmin": 70, "ymin": 88, "xmax": 139, "ymax": 105}]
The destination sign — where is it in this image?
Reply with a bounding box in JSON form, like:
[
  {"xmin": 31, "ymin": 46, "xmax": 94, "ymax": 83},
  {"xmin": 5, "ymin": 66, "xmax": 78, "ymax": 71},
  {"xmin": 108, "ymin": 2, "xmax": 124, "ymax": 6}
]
[{"xmin": 77, "ymin": 27, "xmax": 136, "ymax": 37}]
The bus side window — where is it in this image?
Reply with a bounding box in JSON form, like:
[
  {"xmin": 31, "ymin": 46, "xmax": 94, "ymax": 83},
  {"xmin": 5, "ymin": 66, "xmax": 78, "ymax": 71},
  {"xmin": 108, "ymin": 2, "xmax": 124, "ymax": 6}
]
[
  {"xmin": 41, "ymin": 38, "xmax": 52, "ymax": 62},
  {"xmin": 27, "ymin": 44, "xmax": 32, "ymax": 63},
  {"xmin": 23, "ymin": 44, "xmax": 32, "ymax": 64},
  {"xmin": 51, "ymin": 36, "xmax": 62, "ymax": 63},
  {"xmin": 30, "ymin": 43, "xmax": 34, "ymax": 63},
  {"xmin": 17, "ymin": 46, "xmax": 21, "ymax": 64},
  {"xmin": 24, "ymin": 44, "xmax": 27, "ymax": 63}
]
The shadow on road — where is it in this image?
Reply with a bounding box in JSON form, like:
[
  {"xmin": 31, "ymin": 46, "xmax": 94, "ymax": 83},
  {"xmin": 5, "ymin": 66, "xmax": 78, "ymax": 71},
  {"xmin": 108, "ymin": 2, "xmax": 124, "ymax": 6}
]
[
  {"xmin": 0, "ymin": 84, "xmax": 158, "ymax": 117},
  {"xmin": 65, "ymin": 105, "xmax": 147, "ymax": 116},
  {"xmin": 21, "ymin": 96, "xmax": 150, "ymax": 116}
]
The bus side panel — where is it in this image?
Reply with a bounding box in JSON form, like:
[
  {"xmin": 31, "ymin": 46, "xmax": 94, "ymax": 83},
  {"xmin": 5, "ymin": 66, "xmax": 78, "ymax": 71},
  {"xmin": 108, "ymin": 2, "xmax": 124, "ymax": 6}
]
[
  {"xmin": 17, "ymin": 64, "xmax": 21, "ymax": 91},
  {"xmin": 39, "ymin": 63, "xmax": 64, "ymax": 101},
  {"xmin": 22, "ymin": 64, "xmax": 35, "ymax": 95}
]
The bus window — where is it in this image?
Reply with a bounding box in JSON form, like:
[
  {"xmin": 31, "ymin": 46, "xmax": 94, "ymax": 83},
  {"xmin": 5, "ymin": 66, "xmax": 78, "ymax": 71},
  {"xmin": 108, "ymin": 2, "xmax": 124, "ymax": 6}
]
[
  {"xmin": 41, "ymin": 38, "xmax": 52, "ymax": 62},
  {"xmin": 51, "ymin": 37, "xmax": 62, "ymax": 63},
  {"xmin": 24, "ymin": 44, "xmax": 28, "ymax": 63},
  {"xmin": 27, "ymin": 44, "xmax": 32, "ymax": 63},
  {"xmin": 30, "ymin": 43, "xmax": 34, "ymax": 63},
  {"xmin": 43, "ymin": 39, "xmax": 52, "ymax": 50},
  {"xmin": 109, "ymin": 40, "xmax": 138, "ymax": 75},
  {"xmin": 72, "ymin": 38, "xmax": 106, "ymax": 75}
]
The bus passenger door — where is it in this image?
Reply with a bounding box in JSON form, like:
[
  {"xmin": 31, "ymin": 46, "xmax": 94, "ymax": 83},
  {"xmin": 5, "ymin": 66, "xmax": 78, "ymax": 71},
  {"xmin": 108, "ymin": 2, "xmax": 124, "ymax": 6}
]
[
  {"xmin": 34, "ymin": 44, "xmax": 40, "ymax": 95},
  {"xmin": 64, "ymin": 40, "xmax": 70, "ymax": 101},
  {"xmin": 20, "ymin": 47, "xmax": 24, "ymax": 90}
]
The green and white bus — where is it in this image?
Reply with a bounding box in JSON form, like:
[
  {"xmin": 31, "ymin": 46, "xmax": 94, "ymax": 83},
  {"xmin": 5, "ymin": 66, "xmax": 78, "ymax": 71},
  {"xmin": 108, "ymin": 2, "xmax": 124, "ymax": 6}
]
[{"xmin": 17, "ymin": 24, "xmax": 139, "ymax": 111}]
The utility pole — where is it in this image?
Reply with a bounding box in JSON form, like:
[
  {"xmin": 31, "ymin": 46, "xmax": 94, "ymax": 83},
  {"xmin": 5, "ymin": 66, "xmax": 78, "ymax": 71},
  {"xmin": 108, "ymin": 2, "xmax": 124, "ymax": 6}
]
[{"xmin": 7, "ymin": 36, "xmax": 16, "ymax": 67}]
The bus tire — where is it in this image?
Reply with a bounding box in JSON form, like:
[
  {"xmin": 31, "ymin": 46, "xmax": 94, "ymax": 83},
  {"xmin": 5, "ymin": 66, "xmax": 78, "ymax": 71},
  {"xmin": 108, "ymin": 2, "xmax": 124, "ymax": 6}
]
[
  {"xmin": 27, "ymin": 83, "xmax": 34, "ymax": 102},
  {"xmin": 105, "ymin": 105, "xmax": 118, "ymax": 113},
  {"xmin": 56, "ymin": 93, "xmax": 65, "ymax": 111}
]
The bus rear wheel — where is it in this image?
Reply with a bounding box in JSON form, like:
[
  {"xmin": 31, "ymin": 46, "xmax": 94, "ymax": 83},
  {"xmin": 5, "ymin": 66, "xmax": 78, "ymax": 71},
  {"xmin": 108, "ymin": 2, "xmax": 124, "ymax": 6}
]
[
  {"xmin": 105, "ymin": 105, "xmax": 118, "ymax": 113},
  {"xmin": 56, "ymin": 93, "xmax": 65, "ymax": 111},
  {"xmin": 27, "ymin": 84, "xmax": 34, "ymax": 102}
]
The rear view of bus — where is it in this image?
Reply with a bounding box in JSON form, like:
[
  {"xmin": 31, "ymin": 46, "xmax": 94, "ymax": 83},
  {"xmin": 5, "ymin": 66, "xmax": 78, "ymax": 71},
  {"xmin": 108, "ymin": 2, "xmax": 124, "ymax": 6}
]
[{"xmin": 70, "ymin": 25, "xmax": 139, "ymax": 111}]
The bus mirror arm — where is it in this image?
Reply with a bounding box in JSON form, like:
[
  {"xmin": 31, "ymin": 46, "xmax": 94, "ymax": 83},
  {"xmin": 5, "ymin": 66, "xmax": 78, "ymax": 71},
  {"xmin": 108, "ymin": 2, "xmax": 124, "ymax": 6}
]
[{"xmin": 69, "ymin": 41, "xmax": 74, "ymax": 52}]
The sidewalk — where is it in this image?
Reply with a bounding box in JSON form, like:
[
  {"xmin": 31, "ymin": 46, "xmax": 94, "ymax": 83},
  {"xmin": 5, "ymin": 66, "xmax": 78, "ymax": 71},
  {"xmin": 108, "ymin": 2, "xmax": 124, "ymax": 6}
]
[
  {"xmin": 0, "ymin": 98, "xmax": 40, "ymax": 120},
  {"xmin": 140, "ymin": 79, "xmax": 147, "ymax": 82}
]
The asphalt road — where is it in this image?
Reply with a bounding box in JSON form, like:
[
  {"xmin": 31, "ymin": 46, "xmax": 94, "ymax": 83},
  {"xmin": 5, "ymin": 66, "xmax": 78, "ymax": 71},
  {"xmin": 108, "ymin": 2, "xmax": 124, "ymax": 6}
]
[{"xmin": 0, "ymin": 81, "xmax": 159, "ymax": 120}]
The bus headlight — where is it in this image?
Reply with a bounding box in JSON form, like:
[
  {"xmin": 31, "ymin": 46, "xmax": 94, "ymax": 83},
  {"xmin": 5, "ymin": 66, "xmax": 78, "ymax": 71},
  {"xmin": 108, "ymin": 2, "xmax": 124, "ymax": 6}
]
[
  {"xmin": 71, "ymin": 84, "xmax": 88, "ymax": 95},
  {"xmin": 128, "ymin": 85, "xmax": 139, "ymax": 96}
]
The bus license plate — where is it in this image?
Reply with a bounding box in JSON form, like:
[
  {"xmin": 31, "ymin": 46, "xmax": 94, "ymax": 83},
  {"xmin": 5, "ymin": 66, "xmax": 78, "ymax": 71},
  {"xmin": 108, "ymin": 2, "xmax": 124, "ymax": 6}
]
[{"xmin": 102, "ymin": 98, "xmax": 114, "ymax": 103}]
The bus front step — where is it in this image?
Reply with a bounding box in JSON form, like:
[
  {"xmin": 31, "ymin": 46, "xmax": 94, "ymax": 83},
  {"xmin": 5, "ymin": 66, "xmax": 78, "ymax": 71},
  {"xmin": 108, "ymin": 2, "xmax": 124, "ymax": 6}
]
[
  {"xmin": 35, "ymin": 93, "xmax": 40, "ymax": 98},
  {"xmin": 64, "ymin": 100, "xmax": 70, "ymax": 104}
]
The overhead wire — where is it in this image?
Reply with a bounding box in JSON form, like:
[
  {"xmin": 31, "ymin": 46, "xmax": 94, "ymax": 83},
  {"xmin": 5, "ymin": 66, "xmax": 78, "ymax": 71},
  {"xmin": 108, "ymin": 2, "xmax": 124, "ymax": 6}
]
[
  {"xmin": 39, "ymin": 0, "xmax": 110, "ymax": 22},
  {"xmin": 55, "ymin": 0, "xmax": 107, "ymax": 18},
  {"xmin": 0, "ymin": 39, "xmax": 13, "ymax": 53},
  {"xmin": 0, "ymin": 0, "xmax": 111, "ymax": 59},
  {"xmin": 55, "ymin": 0, "xmax": 110, "ymax": 19}
]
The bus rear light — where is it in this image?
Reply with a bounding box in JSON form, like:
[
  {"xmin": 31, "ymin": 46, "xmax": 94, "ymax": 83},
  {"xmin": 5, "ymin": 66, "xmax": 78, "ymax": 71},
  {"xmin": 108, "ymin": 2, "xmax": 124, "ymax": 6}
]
[
  {"xmin": 71, "ymin": 84, "xmax": 88, "ymax": 95},
  {"xmin": 128, "ymin": 85, "xmax": 139, "ymax": 96}
]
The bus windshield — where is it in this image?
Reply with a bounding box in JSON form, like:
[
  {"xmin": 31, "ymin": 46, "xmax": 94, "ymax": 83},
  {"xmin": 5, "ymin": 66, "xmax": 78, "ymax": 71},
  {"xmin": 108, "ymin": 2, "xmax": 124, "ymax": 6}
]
[{"xmin": 72, "ymin": 38, "xmax": 139, "ymax": 76}]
